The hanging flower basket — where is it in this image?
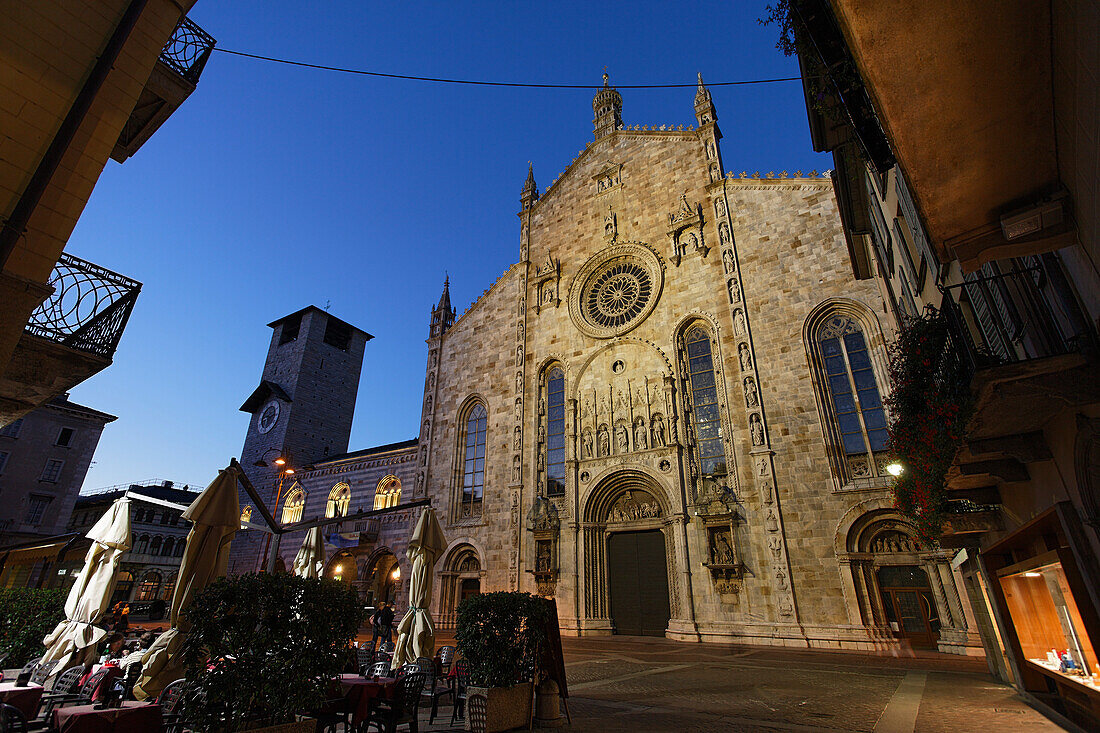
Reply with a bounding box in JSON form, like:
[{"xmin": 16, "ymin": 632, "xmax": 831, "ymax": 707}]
[{"xmin": 884, "ymin": 307, "xmax": 973, "ymax": 544}]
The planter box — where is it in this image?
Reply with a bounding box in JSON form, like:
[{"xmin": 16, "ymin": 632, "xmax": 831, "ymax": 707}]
[{"xmin": 467, "ymin": 683, "xmax": 533, "ymax": 733}]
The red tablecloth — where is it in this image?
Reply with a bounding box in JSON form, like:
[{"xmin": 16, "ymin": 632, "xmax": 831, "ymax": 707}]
[
  {"xmin": 338, "ymin": 674, "xmax": 397, "ymax": 724},
  {"xmin": 0, "ymin": 681, "xmax": 44, "ymax": 719},
  {"xmin": 53, "ymin": 701, "xmax": 162, "ymax": 733}
]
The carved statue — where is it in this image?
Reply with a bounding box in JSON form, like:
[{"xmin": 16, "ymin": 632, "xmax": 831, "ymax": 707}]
[
  {"xmin": 779, "ymin": 597, "xmax": 794, "ymax": 617},
  {"xmin": 543, "ymin": 285, "xmax": 554, "ymax": 304},
  {"xmin": 759, "ymin": 456, "xmax": 769, "ymax": 476},
  {"xmin": 513, "ymin": 427, "xmax": 521, "ymax": 451},
  {"xmin": 750, "ymin": 413, "xmax": 765, "ymax": 446},
  {"xmin": 538, "ymin": 394, "xmax": 546, "ymax": 416},
  {"xmin": 728, "ymin": 277, "xmax": 740, "ymax": 304},
  {"xmin": 430, "ymin": 351, "xmax": 438, "ymax": 369},
  {"xmin": 427, "ymin": 371, "xmax": 435, "ymax": 390},
  {"xmin": 712, "ymin": 532, "xmax": 734, "ymax": 565},
  {"xmin": 765, "ymin": 507, "xmax": 779, "ymax": 532},
  {"xmin": 512, "ymin": 455, "xmax": 521, "ymax": 483},
  {"xmin": 652, "ymin": 414, "xmax": 666, "ymax": 446},
  {"xmin": 739, "ymin": 343, "xmax": 751, "ymax": 372},
  {"xmin": 536, "ymin": 543, "xmax": 551, "ymax": 572},
  {"xmin": 733, "ymin": 310, "xmax": 746, "ymax": 336},
  {"xmin": 615, "ymin": 424, "xmax": 629, "ymax": 453},
  {"xmin": 538, "ymin": 422, "xmax": 545, "ymax": 443},
  {"xmin": 604, "ymin": 206, "xmax": 616, "ymax": 240},
  {"xmin": 720, "ymin": 222, "xmax": 731, "ymax": 246},
  {"xmin": 760, "ymin": 478, "xmax": 774, "ymax": 505},
  {"xmin": 776, "ymin": 569, "xmax": 788, "ymax": 590},
  {"xmin": 723, "ymin": 248, "xmax": 734, "ymax": 273},
  {"xmin": 416, "ymin": 472, "xmax": 424, "ymax": 493},
  {"xmin": 768, "ymin": 535, "xmax": 783, "ymax": 561},
  {"xmin": 715, "ymin": 199, "xmax": 726, "ymax": 218},
  {"xmin": 598, "ymin": 426, "xmax": 610, "ymax": 456},
  {"xmin": 537, "ymin": 450, "xmax": 544, "ymax": 471},
  {"xmin": 515, "ymin": 399, "xmax": 522, "ymax": 420},
  {"xmin": 516, "ymin": 344, "xmax": 524, "ymax": 365},
  {"xmin": 516, "ymin": 372, "xmax": 522, "ymax": 392},
  {"xmin": 517, "ymin": 322, "xmax": 524, "ymax": 341},
  {"xmin": 744, "ymin": 378, "xmax": 758, "ymax": 408},
  {"xmin": 634, "ymin": 420, "xmax": 647, "ymax": 450},
  {"xmin": 582, "ymin": 430, "xmax": 593, "ymax": 458}
]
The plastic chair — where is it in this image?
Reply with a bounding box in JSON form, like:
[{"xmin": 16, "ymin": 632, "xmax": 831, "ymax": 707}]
[
  {"xmin": 467, "ymin": 692, "xmax": 488, "ymax": 733},
  {"xmin": 450, "ymin": 659, "xmax": 470, "ymax": 725},
  {"xmin": 36, "ymin": 665, "xmax": 84, "ymax": 717},
  {"xmin": 357, "ymin": 646, "xmax": 375, "ymax": 674},
  {"xmin": 368, "ymin": 660, "xmax": 391, "ymax": 678},
  {"xmin": 366, "ymin": 671, "xmax": 424, "ymax": 733},
  {"xmin": 28, "ymin": 661, "xmax": 55, "ymax": 687},
  {"xmin": 379, "ymin": 641, "xmax": 395, "ymax": 654},
  {"xmin": 0, "ymin": 704, "xmax": 27, "ymax": 733},
  {"xmin": 416, "ymin": 656, "xmax": 451, "ymax": 724}
]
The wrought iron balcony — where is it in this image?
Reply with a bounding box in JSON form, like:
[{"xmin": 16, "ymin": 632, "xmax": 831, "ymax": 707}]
[
  {"xmin": 111, "ymin": 17, "xmax": 216, "ymax": 162},
  {"xmin": 940, "ymin": 255, "xmax": 1095, "ymax": 378},
  {"xmin": 25, "ymin": 253, "xmax": 141, "ymax": 360},
  {"xmin": 158, "ymin": 17, "xmax": 216, "ymax": 83}
]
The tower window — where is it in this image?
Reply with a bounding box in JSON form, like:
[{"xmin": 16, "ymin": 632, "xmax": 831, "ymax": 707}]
[
  {"xmin": 279, "ymin": 314, "xmax": 302, "ymax": 344},
  {"xmin": 323, "ymin": 318, "xmax": 352, "ymax": 351},
  {"xmin": 545, "ymin": 368, "xmax": 565, "ymax": 496}
]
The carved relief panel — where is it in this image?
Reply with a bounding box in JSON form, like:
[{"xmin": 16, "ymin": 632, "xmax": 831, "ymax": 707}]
[{"xmin": 666, "ymin": 194, "xmax": 708, "ymax": 266}]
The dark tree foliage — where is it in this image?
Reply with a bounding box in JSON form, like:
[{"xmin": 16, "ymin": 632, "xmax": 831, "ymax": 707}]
[
  {"xmin": 455, "ymin": 591, "xmax": 549, "ymax": 689},
  {"xmin": 0, "ymin": 588, "xmax": 66, "ymax": 664},
  {"xmin": 180, "ymin": 572, "xmax": 363, "ymax": 731}
]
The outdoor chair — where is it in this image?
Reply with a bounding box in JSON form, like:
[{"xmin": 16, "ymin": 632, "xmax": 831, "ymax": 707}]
[
  {"xmin": 449, "ymin": 659, "xmax": 470, "ymax": 725},
  {"xmin": 27, "ymin": 661, "xmax": 55, "ymax": 688},
  {"xmin": 35, "ymin": 665, "xmax": 84, "ymax": 717},
  {"xmin": 379, "ymin": 641, "xmax": 395, "ymax": 654},
  {"xmin": 0, "ymin": 704, "xmax": 27, "ymax": 733},
  {"xmin": 466, "ymin": 693, "xmax": 488, "ymax": 733},
  {"xmin": 365, "ymin": 670, "xmax": 424, "ymax": 733},
  {"xmin": 357, "ymin": 646, "xmax": 375, "ymax": 674},
  {"xmin": 394, "ymin": 663, "xmax": 419, "ymax": 680},
  {"xmin": 436, "ymin": 645, "xmax": 456, "ymax": 678},
  {"xmin": 16, "ymin": 660, "xmax": 38, "ymax": 682},
  {"xmin": 368, "ymin": 660, "xmax": 391, "ymax": 678},
  {"xmin": 415, "ymin": 656, "xmax": 451, "ymax": 724},
  {"xmin": 121, "ymin": 662, "xmax": 142, "ymax": 700}
]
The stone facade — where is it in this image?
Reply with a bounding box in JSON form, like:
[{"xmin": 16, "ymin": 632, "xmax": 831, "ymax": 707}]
[{"xmin": 254, "ymin": 79, "xmax": 979, "ymax": 652}]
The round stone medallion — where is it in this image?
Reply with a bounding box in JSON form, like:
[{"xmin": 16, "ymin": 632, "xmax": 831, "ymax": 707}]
[{"xmin": 568, "ymin": 243, "xmax": 663, "ymax": 338}]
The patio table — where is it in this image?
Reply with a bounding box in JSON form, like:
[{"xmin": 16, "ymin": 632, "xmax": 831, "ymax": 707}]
[
  {"xmin": 338, "ymin": 673, "xmax": 398, "ymax": 724},
  {"xmin": 53, "ymin": 701, "xmax": 162, "ymax": 733},
  {"xmin": 0, "ymin": 681, "xmax": 44, "ymax": 719}
]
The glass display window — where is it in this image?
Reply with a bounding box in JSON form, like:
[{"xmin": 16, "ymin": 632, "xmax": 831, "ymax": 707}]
[{"xmin": 998, "ymin": 549, "xmax": 1099, "ymax": 691}]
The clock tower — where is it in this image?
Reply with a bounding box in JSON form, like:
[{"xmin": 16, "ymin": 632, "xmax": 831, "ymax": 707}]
[{"xmin": 229, "ymin": 305, "xmax": 372, "ymax": 573}]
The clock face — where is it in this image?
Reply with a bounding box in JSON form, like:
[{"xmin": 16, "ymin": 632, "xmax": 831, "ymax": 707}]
[{"xmin": 258, "ymin": 400, "xmax": 280, "ymax": 434}]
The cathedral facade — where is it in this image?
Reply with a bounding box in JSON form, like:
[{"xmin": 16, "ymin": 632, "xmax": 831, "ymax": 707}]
[{"xmin": 235, "ymin": 79, "xmax": 982, "ymax": 653}]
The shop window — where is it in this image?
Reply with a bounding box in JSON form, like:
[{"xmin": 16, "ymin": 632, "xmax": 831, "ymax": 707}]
[{"xmin": 545, "ymin": 367, "xmax": 565, "ymax": 496}]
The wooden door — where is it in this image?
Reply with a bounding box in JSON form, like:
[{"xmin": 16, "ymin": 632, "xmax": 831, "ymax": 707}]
[
  {"xmin": 877, "ymin": 565, "xmax": 939, "ymax": 649},
  {"xmin": 608, "ymin": 530, "xmax": 670, "ymax": 636}
]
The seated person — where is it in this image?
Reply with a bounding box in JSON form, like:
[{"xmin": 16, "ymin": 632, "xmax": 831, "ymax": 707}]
[
  {"xmin": 98, "ymin": 632, "xmax": 126, "ymax": 664},
  {"xmin": 119, "ymin": 632, "xmax": 156, "ymax": 670}
]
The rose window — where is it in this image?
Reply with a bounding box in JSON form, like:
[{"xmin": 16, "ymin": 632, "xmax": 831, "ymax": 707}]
[{"xmin": 569, "ymin": 244, "xmax": 663, "ymax": 338}]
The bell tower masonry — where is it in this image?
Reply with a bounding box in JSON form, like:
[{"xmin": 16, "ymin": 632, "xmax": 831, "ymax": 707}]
[
  {"xmin": 229, "ymin": 305, "xmax": 372, "ymax": 573},
  {"xmin": 592, "ymin": 73, "xmax": 623, "ymax": 140}
]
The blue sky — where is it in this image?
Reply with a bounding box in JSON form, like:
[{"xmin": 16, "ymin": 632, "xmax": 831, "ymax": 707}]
[{"xmin": 68, "ymin": 1, "xmax": 830, "ymax": 490}]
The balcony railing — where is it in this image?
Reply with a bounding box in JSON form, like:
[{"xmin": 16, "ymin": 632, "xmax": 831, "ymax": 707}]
[
  {"xmin": 25, "ymin": 253, "xmax": 141, "ymax": 360},
  {"xmin": 159, "ymin": 17, "xmax": 215, "ymax": 83},
  {"xmin": 940, "ymin": 255, "xmax": 1094, "ymax": 377}
]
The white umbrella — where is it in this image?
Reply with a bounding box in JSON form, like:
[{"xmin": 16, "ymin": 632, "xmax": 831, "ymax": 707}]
[
  {"xmin": 293, "ymin": 527, "xmax": 325, "ymax": 579},
  {"xmin": 134, "ymin": 466, "xmax": 240, "ymax": 700},
  {"xmin": 41, "ymin": 497, "xmax": 132, "ymax": 679},
  {"xmin": 391, "ymin": 508, "xmax": 447, "ymax": 669}
]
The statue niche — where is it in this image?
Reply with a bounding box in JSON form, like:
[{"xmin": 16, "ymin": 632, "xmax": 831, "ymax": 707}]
[{"xmin": 527, "ymin": 495, "xmax": 560, "ymax": 596}]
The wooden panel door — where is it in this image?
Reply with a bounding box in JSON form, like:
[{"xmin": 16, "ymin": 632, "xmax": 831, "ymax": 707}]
[{"xmin": 608, "ymin": 530, "xmax": 670, "ymax": 636}]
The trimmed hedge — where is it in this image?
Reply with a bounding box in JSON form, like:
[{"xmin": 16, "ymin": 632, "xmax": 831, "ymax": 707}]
[{"xmin": 0, "ymin": 587, "xmax": 67, "ymax": 665}]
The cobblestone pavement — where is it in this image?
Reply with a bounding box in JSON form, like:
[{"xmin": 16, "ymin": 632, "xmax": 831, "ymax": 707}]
[{"xmin": 364, "ymin": 635, "xmax": 1066, "ymax": 732}]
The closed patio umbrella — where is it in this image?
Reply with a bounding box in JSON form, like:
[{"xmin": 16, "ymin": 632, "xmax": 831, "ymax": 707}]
[
  {"xmin": 134, "ymin": 465, "xmax": 241, "ymax": 700},
  {"xmin": 40, "ymin": 497, "xmax": 132, "ymax": 679},
  {"xmin": 391, "ymin": 508, "xmax": 447, "ymax": 669},
  {"xmin": 293, "ymin": 526, "xmax": 325, "ymax": 579}
]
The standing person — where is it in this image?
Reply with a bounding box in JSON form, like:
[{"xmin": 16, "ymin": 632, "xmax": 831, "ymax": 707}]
[
  {"xmin": 378, "ymin": 602, "xmax": 395, "ymax": 645},
  {"xmin": 369, "ymin": 605, "xmax": 384, "ymax": 650}
]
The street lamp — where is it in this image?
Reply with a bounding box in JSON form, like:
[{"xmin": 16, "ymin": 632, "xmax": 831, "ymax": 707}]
[
  {"xmin": 256, "ymin": 451, "xmax": 294, "ymax": 572},
  {"xmin": 885, "ymin": 462, "xmax": 904, "ymax": 477}
]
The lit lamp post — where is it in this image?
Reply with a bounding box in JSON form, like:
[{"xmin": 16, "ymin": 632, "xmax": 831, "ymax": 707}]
[
  {"xmin": 254, "ymin": 450, "xmax": 293, "ymax": 572},
  {"xmin": 886, "ymin": 462, "xmax": 904, "ymax": 477}
]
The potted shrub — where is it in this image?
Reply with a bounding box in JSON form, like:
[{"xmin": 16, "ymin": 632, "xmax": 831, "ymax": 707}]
[
  {"xmin": 180, "ymin": 572, "xmax": 363, "ymax": 732},
  {"xmin": 456, "ymin": 591, "xmax": 549, "ymax": 733}
]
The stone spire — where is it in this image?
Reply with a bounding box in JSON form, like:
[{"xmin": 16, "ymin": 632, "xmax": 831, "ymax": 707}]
[
  {"xmin": 520, "ymin": 163, "xmax": 539, "ymax": 209},
  {"xmin": 694, "ymin": 72, "xmax": 717, "ymax": 126},
  {"xmin": 429, "ymin": 275, "xmax": 455, "ymax": 338},
  {"xmin": 592, "ymin": 72, "xmax": 623, "ymax": 140}
]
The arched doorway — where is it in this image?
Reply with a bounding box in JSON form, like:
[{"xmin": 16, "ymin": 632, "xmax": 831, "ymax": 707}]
[
  {"xmin": 439, "ymin": 545, "xmax": 482, "ymax": 629},
  {"xmin": 326, "ymin": 551, "xmax": 358, "ymax": 586},
  {"xmin": 839, "ymin": 506, "xmax": 969, "ymax": 652},
  {"xmin": 362, "ymin": 549, "xmax": 399, "ymax": 609},
  {"xmin": 583, "ymin": 470, "xmax": 673, "ymax": 637}
]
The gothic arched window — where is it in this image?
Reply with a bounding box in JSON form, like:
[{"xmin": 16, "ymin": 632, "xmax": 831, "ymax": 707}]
[
  {"xmin": 161, "ymin": 538, "xmax": 175, "ymax": 556},
  {"xmin": 374, "ymin": 475, "xmax": 401, "ymax": 510},
  {"xmin": 149, "ymin": 536, "xmax": 162, "ymax": 555},
  {"xmin": 282, "ymin": 485, "xmax": 305, "ymax": 523},
  {"xmin": 684, "ymin": 326, "xmax": 726, "ymax": 476},
  {"xmin": 818, "ymin": 316, "xmax": 888, "ymax": 455},
  {"xmin": 326, "ymin": 482, "xmax": 351, "ymax": 518},
  {"xmin": 460, "ymin": 403, "xmax": 488, "ymax": 515},
  {"xmin": 545, "ymin": 367, "xmax": 566, "ymax": 496},
  {"xmin": 135, "ymin": 535, "xmax": 149, "ymax": 555}
]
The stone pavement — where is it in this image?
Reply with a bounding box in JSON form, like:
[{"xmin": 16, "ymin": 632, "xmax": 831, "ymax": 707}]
[{"xmin": 400, "ymin": 635, "xmax": 1065, "ymax": 733}]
